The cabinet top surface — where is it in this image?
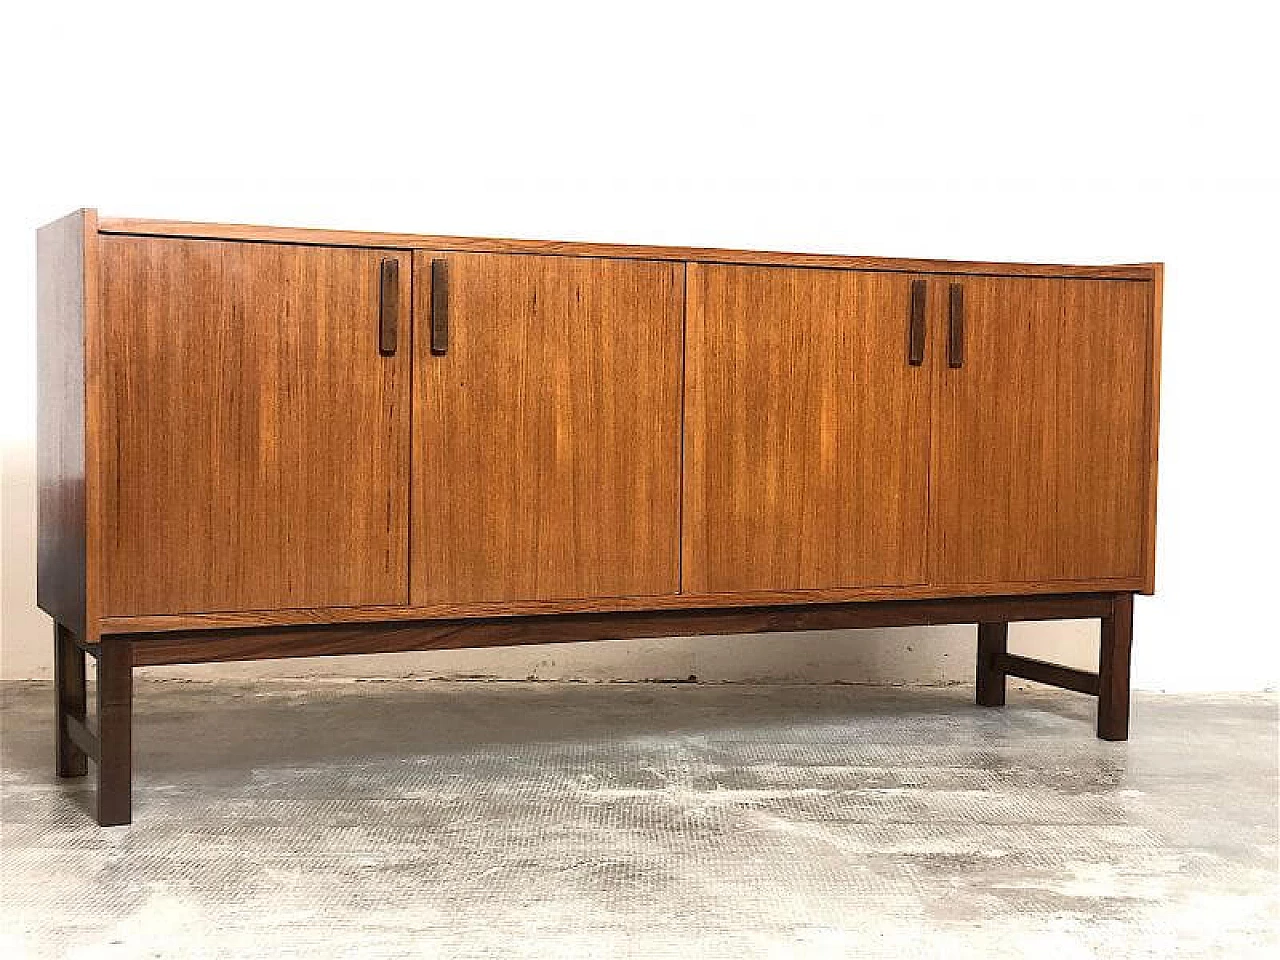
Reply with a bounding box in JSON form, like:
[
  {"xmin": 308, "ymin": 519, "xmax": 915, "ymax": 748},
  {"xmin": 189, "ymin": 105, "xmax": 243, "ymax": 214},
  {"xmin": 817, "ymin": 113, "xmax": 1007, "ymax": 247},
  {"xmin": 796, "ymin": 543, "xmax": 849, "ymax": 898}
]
[{"xmin": 84, "ymin": 211, "xmax": 1158, "ymax": 280}]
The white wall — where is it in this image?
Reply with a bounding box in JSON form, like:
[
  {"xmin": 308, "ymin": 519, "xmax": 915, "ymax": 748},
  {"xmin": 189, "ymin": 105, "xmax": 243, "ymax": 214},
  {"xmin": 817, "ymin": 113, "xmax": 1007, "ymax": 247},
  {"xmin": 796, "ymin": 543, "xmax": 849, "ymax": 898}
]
[{"xmin": 2, "ymin": 1, "xmax": 1277, "ymax": 690}]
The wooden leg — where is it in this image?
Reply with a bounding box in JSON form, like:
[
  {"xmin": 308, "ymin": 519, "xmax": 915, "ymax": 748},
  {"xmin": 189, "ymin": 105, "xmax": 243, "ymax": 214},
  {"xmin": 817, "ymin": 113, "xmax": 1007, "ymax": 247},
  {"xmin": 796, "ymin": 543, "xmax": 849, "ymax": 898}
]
[
  {"xmin": 976, "ymin": 622, "xmax": 1008, "ymax": 707},
  {"xmin": 54, "ymin": 624, "xmax": 88, "ymax": 778},
  {"xmin": 1097, "ymin": 592, "xmax": 1134, "ymax": 741},
  {"xmin": 95, "ymin": 638, "xmax": 133, "ymax": 826}
]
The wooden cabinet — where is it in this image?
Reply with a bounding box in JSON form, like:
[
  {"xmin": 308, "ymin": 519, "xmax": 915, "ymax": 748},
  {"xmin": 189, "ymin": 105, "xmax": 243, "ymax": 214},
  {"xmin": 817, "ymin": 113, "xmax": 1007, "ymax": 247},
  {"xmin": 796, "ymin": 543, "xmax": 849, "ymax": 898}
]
[
  {"xmin": 38, "ymin": 210, "xmax": 1163, "ymax": 821},
  {"xmin": 39, "ymin": 213, "xmax": 1163, "ymax": 627}
]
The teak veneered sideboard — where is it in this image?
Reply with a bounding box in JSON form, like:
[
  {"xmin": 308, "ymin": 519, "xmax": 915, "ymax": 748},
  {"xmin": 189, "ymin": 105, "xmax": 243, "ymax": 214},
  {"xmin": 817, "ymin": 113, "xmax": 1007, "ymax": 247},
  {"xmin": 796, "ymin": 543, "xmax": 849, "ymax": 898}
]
[{"xmin": 37, "ymin": 209, "xmax": 1162, "ymax": 824}]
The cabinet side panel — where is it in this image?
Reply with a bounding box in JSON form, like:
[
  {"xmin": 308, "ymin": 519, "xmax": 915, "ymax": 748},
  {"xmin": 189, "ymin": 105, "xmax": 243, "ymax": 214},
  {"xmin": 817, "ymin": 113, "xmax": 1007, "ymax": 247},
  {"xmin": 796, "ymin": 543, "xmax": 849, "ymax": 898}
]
[
  {"xmin": 36, "ymin": 210, "xmax": 97, "ymax": 638},
  {"xmin": 1142, "ymin": 267, "xmax": 1163, "ymax": 594}
]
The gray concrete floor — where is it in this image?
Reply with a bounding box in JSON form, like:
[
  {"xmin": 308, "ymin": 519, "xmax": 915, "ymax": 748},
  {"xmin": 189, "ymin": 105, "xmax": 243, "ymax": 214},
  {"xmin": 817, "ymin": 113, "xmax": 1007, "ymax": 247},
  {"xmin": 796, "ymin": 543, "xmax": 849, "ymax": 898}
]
[{"xmin": 2, "ymin": 680, "xmax": 1276, "ymax": 959}]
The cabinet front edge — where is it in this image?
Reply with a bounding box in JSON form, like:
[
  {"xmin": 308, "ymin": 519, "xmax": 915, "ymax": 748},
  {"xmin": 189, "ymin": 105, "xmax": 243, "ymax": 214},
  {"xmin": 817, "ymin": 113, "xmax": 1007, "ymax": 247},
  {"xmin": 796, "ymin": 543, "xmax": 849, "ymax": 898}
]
[{"xmin": 95, "ymin": 217, "xmax": 1158, "ymax": 280}]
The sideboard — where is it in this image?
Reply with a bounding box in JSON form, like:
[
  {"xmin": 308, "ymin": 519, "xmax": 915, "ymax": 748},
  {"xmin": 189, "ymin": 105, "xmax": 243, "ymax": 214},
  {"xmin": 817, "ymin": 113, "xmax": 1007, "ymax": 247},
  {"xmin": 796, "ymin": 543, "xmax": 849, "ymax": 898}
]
[{"xmin": 37, "ymin": 210, "xmax": 1162, "ymax": 824}]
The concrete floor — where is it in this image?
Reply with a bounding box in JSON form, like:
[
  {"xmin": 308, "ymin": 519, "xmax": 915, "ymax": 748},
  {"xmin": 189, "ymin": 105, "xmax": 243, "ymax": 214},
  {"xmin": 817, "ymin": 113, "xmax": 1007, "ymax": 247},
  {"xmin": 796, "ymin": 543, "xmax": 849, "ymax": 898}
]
[{"xmin": 1, "ymin": 680, "xmax": 1276, "ymax": 959}]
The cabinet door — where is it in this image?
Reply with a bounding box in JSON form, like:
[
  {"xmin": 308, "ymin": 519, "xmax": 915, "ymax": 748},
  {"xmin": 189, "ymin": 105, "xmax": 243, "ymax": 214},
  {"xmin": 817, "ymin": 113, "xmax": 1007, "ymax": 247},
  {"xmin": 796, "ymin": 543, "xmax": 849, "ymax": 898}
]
[
  {"xmin": 100, "ymin": 237, "xmax": 412, "ymax": 615},
  {"xmin": 928, "ymin": 276, "xmax": 1151, "ymax": 586},
  {"xmin": 684, "ymin": 264, "xmax": 932, "ymax": 593},
  {"xmin": 412, "ymin": 253, "xmax": 683, "ymax": 604}
]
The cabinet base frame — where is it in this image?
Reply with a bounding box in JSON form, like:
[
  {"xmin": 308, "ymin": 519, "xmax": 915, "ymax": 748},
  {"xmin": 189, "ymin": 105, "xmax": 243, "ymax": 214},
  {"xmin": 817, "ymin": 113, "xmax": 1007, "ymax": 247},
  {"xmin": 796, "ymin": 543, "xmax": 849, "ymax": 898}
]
[
  {"xmin": 54, "ymin": 626, "xmax": 132, "ymax": 826},
  {"xmin": 53, "ymin": 591, "xmax": 1136, "ymax": 825}
]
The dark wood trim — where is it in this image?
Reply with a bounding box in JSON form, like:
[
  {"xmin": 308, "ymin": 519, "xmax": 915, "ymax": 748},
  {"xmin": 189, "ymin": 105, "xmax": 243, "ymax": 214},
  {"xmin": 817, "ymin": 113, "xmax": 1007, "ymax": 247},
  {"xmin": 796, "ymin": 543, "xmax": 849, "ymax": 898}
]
[
  {"xmin": 975, "ymin": 622, "xmax": 1008, "ymax": 706},
  {"xmin": 908, "ymin": 279, "xmax": 927, "ymax": 365},
  {"xmin": 969, "ymin": 593, "xmax": 1134, "ymax": 739},
  {"xmin": 54, "ymin": 623, "xmax": 88, "ymax": 777},
  {"xmin": 378, "ymin": 257, "xmax": 399, "ymax": 356},
  {"xmin": 64, "ymin": 715, "xmax": 100, "ymax": 762},
  {"xmin": 947, "ymin": 282, "xmax": 965, "ymax": 369},
  {"xmin": 1098, "ymin": 592, "xmax": 1134, "ymax": 740},
  {"xmin": 126, "ymin": 593, "xmax": 1119, "ymax": 667},
  {"xmin": 100, "ymin": 579, "xmax": 1144, "ymax": 635},
  {"xmin": 95, "ymin": 638, "xmax": 132, "ymax": 826},
  {"xmin": 70, "ymin": 633, "xmax": 99, "ymax": 656},
  {"xmin": 997, "ymin": 653, "xmax": 1100, "ymax": 696},
  {"xmin": 430, "ymin": 257, "xmax": 449, "ymax": 355}
]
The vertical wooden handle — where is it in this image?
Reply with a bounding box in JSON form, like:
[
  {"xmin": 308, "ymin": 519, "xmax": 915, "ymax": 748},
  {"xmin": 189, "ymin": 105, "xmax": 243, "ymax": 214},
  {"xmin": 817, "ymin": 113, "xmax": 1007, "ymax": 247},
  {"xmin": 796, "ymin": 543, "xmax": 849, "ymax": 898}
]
[
  {"xmin": 908, "ymin": 279, "xmax": 926, "ymax": 366},
  {"xmin": 378, "ymin": 258, "xmax": 398, "ymax": 356},
  {"xmin": 948, "ymin": 283, "xmax": 965, "ymax": 369},
  {"xmin": 430, "ymin": 258, "xmax": 449, "ymax": 356}
]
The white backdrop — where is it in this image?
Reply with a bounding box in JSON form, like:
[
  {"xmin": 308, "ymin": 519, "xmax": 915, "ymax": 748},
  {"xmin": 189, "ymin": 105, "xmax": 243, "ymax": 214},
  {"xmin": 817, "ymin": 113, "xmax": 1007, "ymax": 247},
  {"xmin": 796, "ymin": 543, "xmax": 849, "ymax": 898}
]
[{"xmin": 2, "ymin": 1, "xmax": 1277, "ymax": 690}]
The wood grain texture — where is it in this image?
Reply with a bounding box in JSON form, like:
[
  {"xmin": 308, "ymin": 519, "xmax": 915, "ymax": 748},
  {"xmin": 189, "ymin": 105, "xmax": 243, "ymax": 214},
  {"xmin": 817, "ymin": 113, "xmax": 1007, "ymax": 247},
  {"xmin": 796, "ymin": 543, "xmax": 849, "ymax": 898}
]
[
  {"xmin": 996, "ymin": 652, "xmax": 1100, "ymax": 696},
  {"xmin": 126, "ymin": 593, "xmax": 1120, "ymax": 667},
  {"xmin": 976, "ymin": 622, "xmax": 1008, "ymax": 706},
  {"xmin": 1141, "ymin": 264, "xmax": 1164, "ymax": 594},
  {"xmin": 928, "ymin": 276, "xmax": 1152, "ymax": 585},
  {"xmin": 1098, "ymin": 592, "xmax": 1134, "ymax": 740},
  {"xmin": 54, "ymin": 623, "xmax": 88, "ymax": 777},
  {"xmin": 99, "ymin": 237, "xmax": 412, "ymax": 615},
  {"xmin": 95, "ymin": 638, "xmax": 132, "ymax": 825},
  {"xmin": 684, "ymin": 264, "xmax": 931, "ymax": 592},
  {"xmin": 64, "ymin": 715, "xmax": 99, "ymax": 763},
  {"xmin": 97, "ymin": 217, "xmax": 1157, "ymax": 280},
  {"xmin": 411, "ymin": 252, "xmax": 683, "ymax": 604},
  {"xmin": 98, "ymin": 576, "xmax": 1144, "ymax": 634},
  {"xmin": 36, "ymin": 209, "xmax": 98, "ymax": 639}
]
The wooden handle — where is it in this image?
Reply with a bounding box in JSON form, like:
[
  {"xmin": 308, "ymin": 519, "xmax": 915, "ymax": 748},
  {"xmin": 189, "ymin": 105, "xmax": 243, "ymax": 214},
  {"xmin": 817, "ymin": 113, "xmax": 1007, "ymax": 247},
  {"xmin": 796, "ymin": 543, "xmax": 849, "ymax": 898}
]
[
  {"xmin": 430, "ymin": 258, "xmax": 449, "ymax": 356},
  {"xmin": 378, "ymin": 259, "xmax": 398, "ymax": 356},
  {"xmin": 908, "ymin": 279, "xmax": 926, "ymax": 366},
  {"xmin": 948, "ymin": 283, "xmax": 965, "ymax": 369}
]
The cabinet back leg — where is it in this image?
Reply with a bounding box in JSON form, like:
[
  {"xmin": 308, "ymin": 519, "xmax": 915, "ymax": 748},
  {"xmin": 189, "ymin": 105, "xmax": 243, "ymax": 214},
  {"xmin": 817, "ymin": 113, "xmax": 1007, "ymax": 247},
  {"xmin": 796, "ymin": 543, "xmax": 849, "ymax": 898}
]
[
  {"xmin": 54, "ymin": 624, "xmax": 88, "ymax": 778},
  {"xmin": 1097, "ymin": 593, "xmax": 1134, "ymax": 741},
  {"xmin": 96, "ymin": 638, "xmax": 133, "ymax": 825},
  {"xmin": 976, "ymin": 622, "xmax": 1009, "ymax": 706}
]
